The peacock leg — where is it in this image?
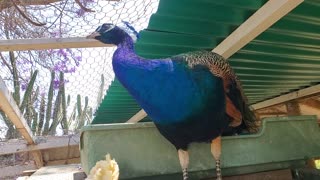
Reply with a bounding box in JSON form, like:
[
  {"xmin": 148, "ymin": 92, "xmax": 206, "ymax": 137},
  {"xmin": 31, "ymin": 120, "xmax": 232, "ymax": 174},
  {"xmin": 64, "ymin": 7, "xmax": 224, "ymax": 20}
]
[
  {"xmin": 178, "ymin": 149, "xmax": 189, "ymax": 180},
  {"xmin": 211, "ymin": 136, "xmax": 222, "ymax": 180}
]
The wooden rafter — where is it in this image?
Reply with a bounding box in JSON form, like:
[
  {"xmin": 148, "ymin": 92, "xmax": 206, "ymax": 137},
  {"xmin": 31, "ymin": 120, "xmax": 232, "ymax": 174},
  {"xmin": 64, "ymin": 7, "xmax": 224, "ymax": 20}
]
[
  {"xmin": 252, "ymin": 84, "xmax": 320, "ymax": 110},
  {"xmin": 0, "ymin": 37, "xmax": 113, "ymax": 51},
  {"xmin": 126, "ymin": 109, "xmax": 147, "ymax": 123},
  {"xmin": 212, "ymin": 0, "xmax": 304, "ymax": 59}
]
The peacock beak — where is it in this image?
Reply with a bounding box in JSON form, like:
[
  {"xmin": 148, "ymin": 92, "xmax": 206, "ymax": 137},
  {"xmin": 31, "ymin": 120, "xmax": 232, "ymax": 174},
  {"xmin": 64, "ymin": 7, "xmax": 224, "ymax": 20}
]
[{"xmin": 86, "ymin": 31, "xmax": 101, "ymax": 39}]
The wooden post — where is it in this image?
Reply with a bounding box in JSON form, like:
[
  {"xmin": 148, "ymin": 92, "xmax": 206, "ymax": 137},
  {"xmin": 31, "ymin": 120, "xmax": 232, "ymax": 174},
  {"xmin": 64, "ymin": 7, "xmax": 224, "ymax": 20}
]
[{"xmin": 31, "ymin": 151, "xmax": 44, "ymax": 168}]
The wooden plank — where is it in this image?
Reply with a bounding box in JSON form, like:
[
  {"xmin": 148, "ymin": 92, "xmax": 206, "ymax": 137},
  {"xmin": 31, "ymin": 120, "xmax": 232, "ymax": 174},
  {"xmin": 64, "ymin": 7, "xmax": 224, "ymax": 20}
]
[
  {"xmin": 0, "ymin": 37, "xmax": 113, "ymax": 51},
  {"xmin": 126, "ymin": 109, "xmax": 147, "ymax": 123},
  {"xmin": 22, "ymin": 169, "xmax": 37, "ymax": 176},
  {"xmin": 212, "ymin": 0, "xmax": 303, "ymax": 59},
  {"xmin": 31, "ymin": 151, "xmax": 44, "ymax": 169},
  {"xmin": 252, "ymin": 84, "xmax": 320, "ymax": 110},
  {"xmin": 29, "ymin": 164, "xmax": 85, "ymax": 180},
  {"xmin": 0, "ymin": 134, "xmax": 80, "ymax": 155},
  {"xmin": 0, "ymin": 77, "xmax": 35, "ymax": 144}
]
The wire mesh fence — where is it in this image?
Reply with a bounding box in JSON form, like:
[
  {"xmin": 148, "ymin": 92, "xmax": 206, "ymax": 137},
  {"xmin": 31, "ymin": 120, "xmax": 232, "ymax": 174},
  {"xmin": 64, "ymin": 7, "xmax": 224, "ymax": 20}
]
[{"xmin": 0, "ymin": 0, "xmax": 159, "ymax": 140}]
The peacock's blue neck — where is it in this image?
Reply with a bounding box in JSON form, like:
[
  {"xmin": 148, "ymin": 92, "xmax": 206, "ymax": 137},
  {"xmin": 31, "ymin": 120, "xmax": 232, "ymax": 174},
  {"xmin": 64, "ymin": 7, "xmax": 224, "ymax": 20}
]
[
  {"xmin": 117, "ymin": 35, "xmax": 134, "ymax": 50},
  {"xmin": 112, "ymin": 36, "xmax": 144, "ymax": 74},
  {"xmin": 112, "ymin": 35, "xmax": 149, "ymax": 97}
]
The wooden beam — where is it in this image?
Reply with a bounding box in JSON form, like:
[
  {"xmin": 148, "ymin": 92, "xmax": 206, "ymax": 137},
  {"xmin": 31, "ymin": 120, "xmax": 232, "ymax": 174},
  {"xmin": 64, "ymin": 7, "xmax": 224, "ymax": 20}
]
[
  {"xmin": 29, "ymin": 164, "xmax": 85, "ymax": 180},
  {"xmin": 0, "ymin": 37, "xmax": 113, "ymax": 51},
  {"xmin": 213, "ymin": 0, "xmax": 303, "ymax": 59},
  {"xmin": 0, "ymin": 77, "xmax": 35, "ymax": 144},
  {"xmin": 126, "ymin": 109, "xmax": 147, "ymax": 123},
  {"xmin": 0, "ymin": 134, "xmax": 80, "ymax": 155},
  {"xmin": 252, "ymin": 84, "xmax": 320, "ymax": 110}
]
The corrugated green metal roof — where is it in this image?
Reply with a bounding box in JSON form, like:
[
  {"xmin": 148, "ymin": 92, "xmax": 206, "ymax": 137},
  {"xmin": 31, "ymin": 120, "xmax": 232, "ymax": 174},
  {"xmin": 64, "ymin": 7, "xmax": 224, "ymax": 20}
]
[{"xmin": 93, "ymin": 0, "xmax": 320, "ymax": 124}]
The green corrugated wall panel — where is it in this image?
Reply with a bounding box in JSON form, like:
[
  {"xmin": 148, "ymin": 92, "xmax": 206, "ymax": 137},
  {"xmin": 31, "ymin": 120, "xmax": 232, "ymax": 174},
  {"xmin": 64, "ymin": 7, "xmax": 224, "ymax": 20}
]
[
  {"xmin": 94, "ymin": 80, "xmax": 151, "ymax": 123},
  {"xmin": 92, "ymin": 0, "xmax": 320, "ymax": 124}
]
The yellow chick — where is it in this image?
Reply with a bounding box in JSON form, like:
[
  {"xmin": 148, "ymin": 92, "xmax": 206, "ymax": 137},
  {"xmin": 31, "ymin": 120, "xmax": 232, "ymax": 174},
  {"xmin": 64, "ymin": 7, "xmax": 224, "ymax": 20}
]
[{"xmin": 86, "ymin": 154, "xmax": 119, "ymax": 180}]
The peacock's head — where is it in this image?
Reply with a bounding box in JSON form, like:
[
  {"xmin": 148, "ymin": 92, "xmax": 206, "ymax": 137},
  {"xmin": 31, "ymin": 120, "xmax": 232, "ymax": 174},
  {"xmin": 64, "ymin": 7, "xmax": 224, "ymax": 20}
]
[{"xmin": 87, "ymin": 22, "xmax": 139, "ymax": 45}]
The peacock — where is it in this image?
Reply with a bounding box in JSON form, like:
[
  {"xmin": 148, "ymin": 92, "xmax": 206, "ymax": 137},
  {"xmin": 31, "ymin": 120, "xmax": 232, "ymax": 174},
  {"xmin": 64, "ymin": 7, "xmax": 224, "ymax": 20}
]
[{"xmin": 87, "ymin": 23, "xmax": 258, "ymax": 180}]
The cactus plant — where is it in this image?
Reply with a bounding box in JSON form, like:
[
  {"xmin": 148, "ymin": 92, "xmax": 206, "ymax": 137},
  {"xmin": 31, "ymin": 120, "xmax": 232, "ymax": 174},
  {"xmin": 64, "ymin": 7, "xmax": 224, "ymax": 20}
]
[
  {"xmin": 9, "ymin": 51, "xmax": 21, "ymax": 106},
  {"xmin": 59, "ymin": 72, "xmax": 68, "ymax": 134},
  {"xmin": 20, "ymin": 70, "xmax": 38, "ymax": 114},
  {"xmin": 31, "ymin": 109, "xmax": 38, "ymax": 135},
  {"xmin": 48, "ymin": 91, "xmax": 61, "ymax": 135},
  {"xmin": 43, "ymin": 71, "xmax": 55, "ymax": 135},
  {"xmin": 37, "ymin": 94, "xmax": 45, "ymax": 136},
  {"xmin": 76, "ymin": 95, "xmax": 89, "ymax": 130}
]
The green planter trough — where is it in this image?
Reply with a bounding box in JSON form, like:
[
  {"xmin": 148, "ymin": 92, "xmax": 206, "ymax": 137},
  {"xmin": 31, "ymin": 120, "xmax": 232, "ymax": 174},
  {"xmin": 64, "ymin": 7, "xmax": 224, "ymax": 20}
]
[{"xmin": 80, "ymin": 115, "xmax": 320, "ymax": 179}]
